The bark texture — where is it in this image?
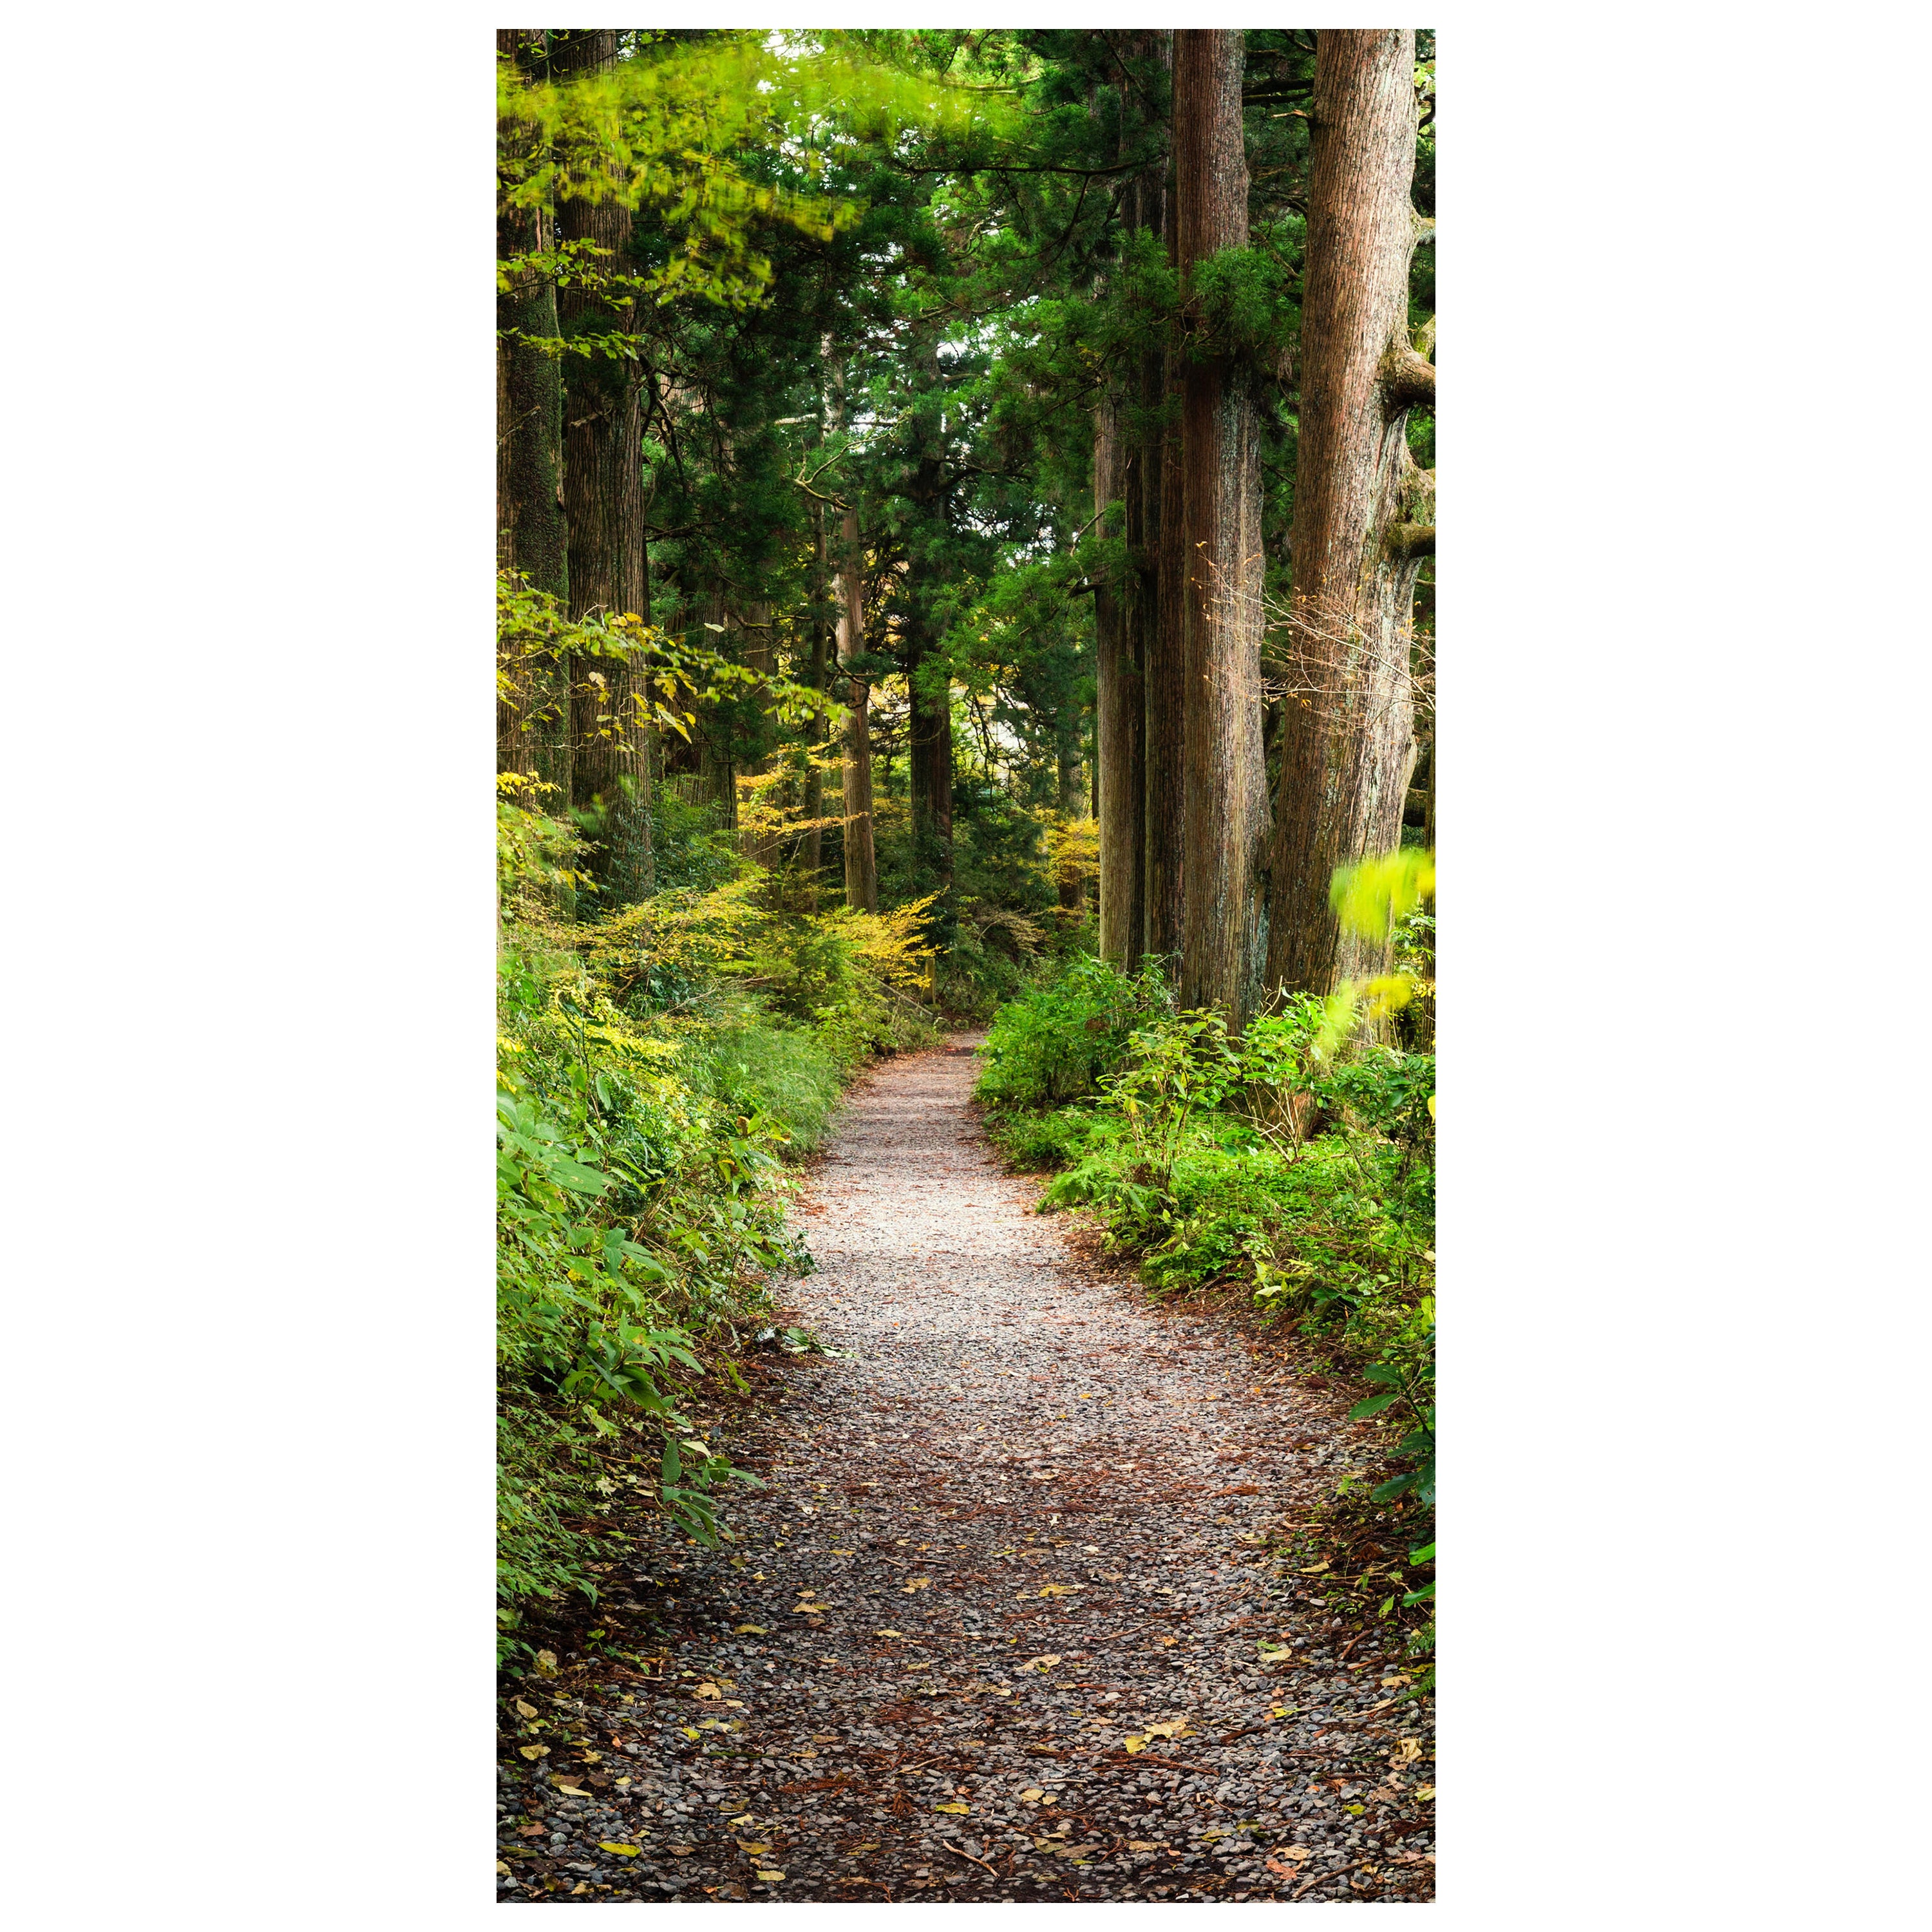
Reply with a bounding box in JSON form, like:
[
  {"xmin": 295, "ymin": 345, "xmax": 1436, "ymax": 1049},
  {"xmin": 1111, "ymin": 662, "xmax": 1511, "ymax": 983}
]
[
  {"xmin": 1097, "ymin": 34, "xmax": 1166, "ymax": 969},
  {"xmin": 1094, "ymin": 393, "xmax": 1144, "ymax": 959},
  {"xmin": 835, "ymin": 503, "xmax": 878, "ymax": 913},
  {"xmin": 1175, "ymin": 28, "xmax": 1268, "ymax": 1024},
  {"xmin": 553, "ymin": 29, "xmax": 653, "ymax": 902},
  {"xmin": 1146, "ymin": 167, "xmax": 1188, "ymax": 972},
  {"xmin": 801, "ymin": 493, "xmax": 833, "ymax": 900},
  {"xmin": 1264, "ymin": 28, "xmax": 1433, "ymax": 998},
  {"xmin": 496, "ymin": 29, "xmax": 567, "ymax": 802}
]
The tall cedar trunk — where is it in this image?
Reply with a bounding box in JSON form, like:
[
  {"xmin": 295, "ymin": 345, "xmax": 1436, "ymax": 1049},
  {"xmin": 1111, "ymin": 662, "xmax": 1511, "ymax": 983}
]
[
  {"xmin": 909, "ymin": 630, "xmax": 954, "ymax": 913},
  {"xmin": 496, "ymin": 29, "xmax": 567, "ymax": 805},
  {"xmin": 905, "ymin": 336, "xmax": 954, "ymax": 923},
  {"xmin": 1095, "ymin": 46, "xmax": 1155, "ymax": 966},
  {"xmin": 1056, "ymin": 698, "xmax": 1086, "ymax": 915},
  {"xmin": 740, "ymin": 601, "xmax": 779, "ymax": 872},
  {"xmin": 1145, "ymin": 129, "xmax": 1188, "ymax": 969},
  {"xmin": 553, "ymin": 30, "xmax": 653, "ymax": 902},
  {"xmin": 1175, "ymin": 28, "xmax": 1268, "ymax": 1024},
  {"xmin": 1264, "ymin": 28, "xmax": 1434, "ymax": 997},
  {"xmin": 835, "ymin": 502, "xmax": 878, "ymax": 913},
  {"xmin": 801, "ymin": 493, "xmax": 831, "ymax": 902}
]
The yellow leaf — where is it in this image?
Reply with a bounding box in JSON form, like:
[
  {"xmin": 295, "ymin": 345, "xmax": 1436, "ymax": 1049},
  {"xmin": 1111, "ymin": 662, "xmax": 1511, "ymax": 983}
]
[
  {"xmin": 694, "ymin": 1683, "xmax": 722, "ymax": 1700},
  {"xmin": 755, "ymin": 1870, "xmax": 785, "ymax": 1882},
  {"xmin": 600, "ymin": 1842, "xmax": 641, "ymax": 1858},
  {"xmin": 495, "ymin": 1860, "xmax": 510, "ymax": 1876},
  {"xmin": 736, "ymin": 1841, "xmax": 771, "ymax": 1854},
  {"xmin": 534, "ymin": 1650, "xmax": 559, "ymax": 1677},
  {"xmin": 1157, "ymin": 1636, "xmax": 1177, "ymax": 1647},
  {"xmin": 579, "ymin": 1751, "xmax": 602, "ymax": 1764},
  {"xmin": 1122, "ymin": 1735, "xmax": 1146, "ymax": 1754},
  {"xmin": 934, "ymin": 1802, "xmax": 971, "ymax": 1814},
  {"xmin": 734, "ymin": 1625, "xmax": 768, "ymax": 1635},
  {"xmin": 1021, "ymin": 1653, "xmax": 1063, "ymax": 1672},
  {"xmin": 1144, "ymin": 1719, "xmax": 1189, "ymax": 1739},
  {"xmin": 902, "ymin": 1578, "xmax": 932, "ymax": 1592},
  {"xmin": 1019, "ymin": 1787, "xmax": 1045, "ymax": 1803},
  {"xmin": 1392, "ymin": 1737, "xmax": 1424, "ymax": 1763},
  {"xmin": 875, "ymin": 1629, "xmax": 904, "ymax": 1638},
  {"xmin": 1414, "ymin": 1785, "xmax": 1435, "ymax": 1801},
  {"xmin": 513, "ymin": 1699, "xmax": 538, "ymax": 1719},
  {"xmin": 554, "ymin": 1783, "xmax": 590, "ymax": 1797},
  {"xmin": 680, "ymin": 1727, "xmax": 699, "ymax": 1740},
  {"xmin": 518, "ymin": 1745, "xmax": 550, "ymax": 1760},
  {"xmin": 1038, "ymin": 1584, "xmax": 1083, "ymax": 1598}
]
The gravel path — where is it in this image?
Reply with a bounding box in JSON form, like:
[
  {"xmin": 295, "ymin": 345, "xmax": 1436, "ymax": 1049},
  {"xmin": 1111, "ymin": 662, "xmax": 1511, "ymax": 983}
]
[{"xmin": 497, "ymin": 1039, "xmax": 1435, "ymax": 1903}]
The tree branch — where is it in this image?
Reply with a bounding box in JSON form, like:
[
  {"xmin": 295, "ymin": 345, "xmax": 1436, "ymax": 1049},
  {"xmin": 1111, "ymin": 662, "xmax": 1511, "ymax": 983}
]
[
  {"xmin": 1378, "ymin": 341, "xmax": 1435, "ymax": 413},
  {"xmin": 1385, "ymin": 522, "xmax": 1435, "ymax": 561}
]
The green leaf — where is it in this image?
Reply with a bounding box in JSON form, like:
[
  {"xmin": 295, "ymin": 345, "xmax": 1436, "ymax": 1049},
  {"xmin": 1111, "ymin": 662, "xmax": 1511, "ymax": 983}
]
[{"xmin": 1347, "ymin": 1392, "xmax": 1401, "ymax": 1419}]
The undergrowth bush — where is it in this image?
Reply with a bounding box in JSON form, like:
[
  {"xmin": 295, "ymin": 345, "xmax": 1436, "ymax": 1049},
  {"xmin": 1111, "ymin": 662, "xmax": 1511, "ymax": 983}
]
[
  {"xmin": 979, "ymin": 974, "xmax": 1437, "ymax": 1561},
  {"xmin": 973, "ymin": 953, "xmax": 1171, "ymax": 1106},
  {"xmin": 496, "ymin": 787, "xmax": 938, "ymax": 1663}
]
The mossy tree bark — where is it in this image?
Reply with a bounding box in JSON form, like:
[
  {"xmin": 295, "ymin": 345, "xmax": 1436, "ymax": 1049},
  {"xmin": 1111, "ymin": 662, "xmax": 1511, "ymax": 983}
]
[
  {"xmin": 496, "ymin": 28, "xmax": 567, "ymax": 806},
  {"xmin": 553, "ymin": 28, "xmax": 654, "ymax": 904},
  {"xmin": 1175, "ymin": 28, "xmax": 1269, "ymax": 1025},
  {"xmin": 1264, "ymin": 28, "xmax": 1434, "ymax": 998}
]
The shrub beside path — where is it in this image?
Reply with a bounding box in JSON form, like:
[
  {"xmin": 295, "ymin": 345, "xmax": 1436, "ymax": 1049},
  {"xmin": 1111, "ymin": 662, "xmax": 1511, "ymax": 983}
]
[{"xmin": 496, "ymin": 1037, "xmax": 1436, "ymax": 1902}]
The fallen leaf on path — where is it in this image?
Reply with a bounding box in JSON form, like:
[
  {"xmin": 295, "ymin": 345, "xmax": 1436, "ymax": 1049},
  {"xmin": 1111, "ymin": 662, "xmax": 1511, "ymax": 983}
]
[
  {"xmin": 755, "ymin": 1870, "xmax": 785, "ymax": 1882},
  {"xmin": 1391, "ymin": 1738, "xmax": 1424, "ymax": 1764},
  {"xmin": 1037, "ymin": 1584, "xmax": 1083, "ymax": 1597},
  {"xmin": 1144, "ymin": 1719, "xmax": 1190, "ymax": 1739},
  {"xmin": 1021, "ymin": 1653, "xmax": 1063, "ymax": 1671},
  {"xmin": 600, "ymin": 1843, "xmax": 641, "ymax": 1858},
  {"xmin": 495, "ymin": 1861, "xmax": 510, "ymax": 1876},
  {"xmin": 1019, "ymin": 1787, "xmax": 1045, "ymax": 1803},
  {"xmin": 517, "ymin": 1745, "xmax": 549, "ymax": 1760},
  {"xmin": 513, "ymin": 1699, "xmax": 538, "ymax": 1719},
  {"xmin": 1414, "ymin": 1785, "xmax": 1435, "ymax": 1801},
  {"xmin": 694, "ymin": 1683, "xmax": 721, "ymax": 1700},
  {"xmin": 1157, "ymin": 1636, "xmax": 1178, "ymax": 1647},
  {"xmin": 934, "ymin": 1802, "xmax": 970, "ymax": 1814},
  {"xmin": 1122, "ymin": 1735, "xmax": 1147, "ymax": 1754},
  {"xmin": 735, "ymin": 1841, "xmax": 771, "ymax": 1855},
  {"xmin": 902, "ymin": 1578, "xmax": 932, "ymax": 1593},
  {"xmin": 874, "ymin": 1629, "xmax": 905, "ymax": 1638},
  {"xmin": 534, "ymin": 1650, "xmax": 559, "ymax": 1676},
  {"xmin": 679, "ymin": 1727, "xmax": 699, "ymax": 1739},
  {"xmin": 728, "ymin": 1814, "xmax": 754, "ymax": 1826},
  {"xmin": 734, "ymin": 1625, "xmax": 768, "ymax": 1635},
  {"xmin": 1128, "ymin": 1840, "xmax": 1162, "ymax": 1851}
]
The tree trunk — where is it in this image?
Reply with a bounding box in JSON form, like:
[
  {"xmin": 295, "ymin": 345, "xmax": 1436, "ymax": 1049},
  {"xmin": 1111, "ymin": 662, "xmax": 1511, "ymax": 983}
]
[
  {"xmin": 835, "ymin": 502, "xmax": 878, "ymax": 913},
  {"xmin": 1264, "ymin": 28, "xmax": 1433, "ymax": 998},
  {"xmin": 496, "ymin": 28, "xmax": 567, "ymax": 806},
  {"xmin": 740, "ymin": 600, "xmax": 779, "ymax": 871},
  {"xmin": 801, "ymin": 493, "xmax": 832, "ymax": 904},
  {"xmin": 1175, "ymin": 28, "xmax": 1268, "ymax": 1025},
  {"xmin": 1146, "ymin": 172, "xmax": 1188, "ymax": 973},
  {"xmin": 1097, "ymin": 41, "xmax": 1164, "ymax": 971},
  {"xmin": 909, "ymin": 629, "xmax": 954, "ymax": 914},
  {"xmin": 553, "ymin": 29, "xmax": 653, "ymax": 903}
]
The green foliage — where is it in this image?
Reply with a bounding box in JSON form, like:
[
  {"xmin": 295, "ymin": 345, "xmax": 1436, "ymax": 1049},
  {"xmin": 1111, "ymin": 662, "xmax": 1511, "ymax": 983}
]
[
  {"xmin": 495, "ymin": 792, "xmax": 934, "ymax": 1663},
  {"xmin": 983, "ymin": 967, "xmax": 1436, "ymax": 1545},
  {"xmin": 972, "ymin": 954, "xmax": 1171, "ymax": 1108}
]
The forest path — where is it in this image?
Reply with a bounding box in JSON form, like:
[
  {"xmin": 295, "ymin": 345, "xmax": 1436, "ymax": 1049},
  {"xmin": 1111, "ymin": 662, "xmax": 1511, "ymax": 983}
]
[{"xmin": 519, "ymin": 1037, "xmax": 1434, "ymax": 1904}]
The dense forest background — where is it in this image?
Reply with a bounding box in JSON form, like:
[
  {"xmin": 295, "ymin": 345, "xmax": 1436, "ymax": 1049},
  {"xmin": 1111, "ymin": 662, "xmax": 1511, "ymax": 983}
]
[{"xmin": 497, "ymin": 26, "xmax": 1437, "ymax": 1670}]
